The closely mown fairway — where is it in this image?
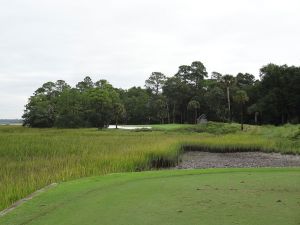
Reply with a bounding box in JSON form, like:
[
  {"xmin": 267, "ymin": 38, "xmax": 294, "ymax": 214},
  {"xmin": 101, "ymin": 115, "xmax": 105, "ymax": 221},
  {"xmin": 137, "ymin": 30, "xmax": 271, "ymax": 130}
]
[
  {"xmin": 0, "ymin": 123, "xmax": 299, "ymax": 210},
  {"xmin": 1, "ymin": 168, "xmax": 299, "ymax": 225}
]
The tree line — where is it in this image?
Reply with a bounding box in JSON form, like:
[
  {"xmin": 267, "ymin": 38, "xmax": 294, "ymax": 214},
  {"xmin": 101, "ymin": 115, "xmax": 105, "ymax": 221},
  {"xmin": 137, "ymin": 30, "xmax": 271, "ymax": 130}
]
[{"xmin": 22, "ymin": 61, "xmax": 300, "ymax": 128}]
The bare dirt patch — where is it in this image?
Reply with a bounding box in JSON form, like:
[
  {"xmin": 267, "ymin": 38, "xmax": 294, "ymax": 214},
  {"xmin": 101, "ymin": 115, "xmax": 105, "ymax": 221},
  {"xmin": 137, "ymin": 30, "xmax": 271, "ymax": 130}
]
[{"xmin": 177, "ymin": 151, "xmax": 300, "ymax": 169}]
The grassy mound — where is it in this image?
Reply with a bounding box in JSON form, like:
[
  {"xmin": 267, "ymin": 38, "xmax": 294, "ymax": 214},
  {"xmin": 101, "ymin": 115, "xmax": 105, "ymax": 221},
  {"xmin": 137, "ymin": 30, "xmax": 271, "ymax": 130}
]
[{"xmin": 1, "ymin": 168, "xmax": 299, "ymax": 225}]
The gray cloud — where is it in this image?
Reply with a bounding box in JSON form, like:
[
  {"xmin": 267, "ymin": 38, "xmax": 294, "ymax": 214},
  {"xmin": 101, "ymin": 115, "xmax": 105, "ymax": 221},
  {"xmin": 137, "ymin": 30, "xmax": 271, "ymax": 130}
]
[{"xmin": 0, "ymin": 0, "xmax": 300, "ymax": 118}]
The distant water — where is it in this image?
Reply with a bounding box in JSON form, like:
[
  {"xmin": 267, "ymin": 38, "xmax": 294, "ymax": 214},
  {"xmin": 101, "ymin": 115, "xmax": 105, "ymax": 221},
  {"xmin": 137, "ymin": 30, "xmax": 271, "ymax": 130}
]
[
  {"xmin": 0, "ymin": 119, "xmax": 23, "ymax": 125},
  {"xmin": 108, "ymin": 125, "xmax": 152, "ymax": 130}
]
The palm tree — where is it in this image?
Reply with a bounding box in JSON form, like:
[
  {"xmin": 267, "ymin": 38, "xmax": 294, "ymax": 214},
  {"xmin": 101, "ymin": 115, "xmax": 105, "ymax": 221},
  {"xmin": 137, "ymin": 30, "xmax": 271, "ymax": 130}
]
[
  {"xmin": 221, "ymin": 75, "xmax": 235, "ymax": 122},
  {"xmin": 187, "ymin": 100, "xmax": 200, "ymax": 124},
  {"xmin": 247, "ymin": 103, "xmax": 261, "ymax": 125},
  {"xmin": 113, "ymin": 103, "xmax": 126, "ymax": 129},
  {"xmin": 233, "ymin": 90, "xmax": 249, "ymax": 130},
  {"xmin": 156, "ymin": 98, "xmax": 168, "ymax": 124}
]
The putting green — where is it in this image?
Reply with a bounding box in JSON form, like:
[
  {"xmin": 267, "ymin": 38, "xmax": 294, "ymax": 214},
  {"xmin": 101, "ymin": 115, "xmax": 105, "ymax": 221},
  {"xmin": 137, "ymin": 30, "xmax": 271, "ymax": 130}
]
[{"xmin": 1, "ymin": 168, "xmax": 300, "ymax": 225}]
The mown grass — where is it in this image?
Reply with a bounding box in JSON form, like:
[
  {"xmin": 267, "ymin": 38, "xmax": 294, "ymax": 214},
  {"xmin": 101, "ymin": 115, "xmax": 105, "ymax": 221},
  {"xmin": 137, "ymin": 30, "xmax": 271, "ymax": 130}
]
[
  {"xmin": 1, "ymin": 168, "xmax": 299, "ymax": 225},
  {"xmin": 0, "ymin": 123, "xmax": 299, "ymax": 211}
]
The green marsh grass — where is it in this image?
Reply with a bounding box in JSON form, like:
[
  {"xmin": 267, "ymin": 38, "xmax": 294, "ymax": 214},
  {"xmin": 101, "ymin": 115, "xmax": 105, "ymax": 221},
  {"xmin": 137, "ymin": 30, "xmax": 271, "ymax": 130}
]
[{"xmin": 0, "ymin": 123, "xmax": 299, "ymax": 210}]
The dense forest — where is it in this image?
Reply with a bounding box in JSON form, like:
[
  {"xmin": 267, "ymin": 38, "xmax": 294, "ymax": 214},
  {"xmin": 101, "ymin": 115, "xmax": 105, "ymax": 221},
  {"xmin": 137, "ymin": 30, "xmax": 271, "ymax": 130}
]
[{"xmin": 22, "ymin": 61, "xmax": 300, "ymax": 128}]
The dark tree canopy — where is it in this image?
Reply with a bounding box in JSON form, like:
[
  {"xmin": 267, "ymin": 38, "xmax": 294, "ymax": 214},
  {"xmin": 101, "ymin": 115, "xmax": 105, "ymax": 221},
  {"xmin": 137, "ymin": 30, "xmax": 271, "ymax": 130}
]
[
  {"xmin": 145, "ymin": 72, "xmax": 166, "ymax": 95},
  {"xmin": 23, "ymin": 77, "xmax": 123, "ymax": 128},
  {"xmin": 23, "ymin": 61, "xmax": 300, "ymax": 127}
]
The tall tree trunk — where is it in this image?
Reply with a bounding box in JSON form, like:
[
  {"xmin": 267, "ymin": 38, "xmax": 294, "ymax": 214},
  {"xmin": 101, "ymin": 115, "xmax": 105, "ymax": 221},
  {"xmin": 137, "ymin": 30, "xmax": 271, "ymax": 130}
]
[
  {"xmin": 195, "ymin": 109, "xmax": 197, "ymax": 124},
  {"xmin": 254, "ymin": 112, "xmax": 258, "ymax": 125},
  {"xmin": 167, "ymin": 104, "xmax": 170, "ymax": 124},
  {"xmin": 180, "ymin": 111, "xmax": 183, "ymax": 124},
  {"xmin": 241, "ymin": 104, "xmax": 244, "ymax": 131},
  {"xmin": 115, "ymin": 117, "xmax": 118, "ymax": 129},
  {"xmin": 227, "ymin": 86, "xmax": 231, "ymax": 122},
  {"xmin": 173, "ymin": 103, "xmax": 176, "ymax": 124}
]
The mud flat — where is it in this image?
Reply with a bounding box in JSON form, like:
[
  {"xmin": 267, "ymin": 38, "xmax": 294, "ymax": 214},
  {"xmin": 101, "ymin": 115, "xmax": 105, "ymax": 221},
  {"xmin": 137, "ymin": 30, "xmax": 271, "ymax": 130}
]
[{"xmin": 177, "ymin": 151, "xmax": 300, "ymax": 169}]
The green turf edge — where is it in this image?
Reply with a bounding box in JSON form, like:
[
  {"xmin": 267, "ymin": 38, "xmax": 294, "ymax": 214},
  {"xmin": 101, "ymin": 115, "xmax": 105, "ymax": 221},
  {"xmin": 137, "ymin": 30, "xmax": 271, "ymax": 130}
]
[{"xmin": 1, "ymin": 167, "xmax": 300, "ymax": 224}]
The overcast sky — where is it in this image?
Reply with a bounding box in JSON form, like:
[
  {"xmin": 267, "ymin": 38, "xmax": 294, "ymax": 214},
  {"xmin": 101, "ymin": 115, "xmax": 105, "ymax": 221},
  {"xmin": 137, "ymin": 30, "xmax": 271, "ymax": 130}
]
[{"xmin": 1, "ymin": 0, "xmax": 299, "ymax": 118}]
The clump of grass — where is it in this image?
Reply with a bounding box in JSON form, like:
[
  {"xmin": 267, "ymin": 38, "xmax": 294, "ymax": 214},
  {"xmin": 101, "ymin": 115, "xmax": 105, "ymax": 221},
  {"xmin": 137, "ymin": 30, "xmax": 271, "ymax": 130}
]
[
  {"xmin": 132, "ymin": 128, "xmax": 152, "ymax": 132},
  {"xmin": 151, "ymin": 122, "xmax": 240, "ymax": 134},
  {"xmin": 0, "ymin": 123, "xmax": 299, "ymax": 211},
  {"xmin": 178, "ymin": 122, "xmax": 240, "ymax": 134},
  {"xmin": 289, "ymin": 127, "xmax": 300, "ymax": 140}
]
